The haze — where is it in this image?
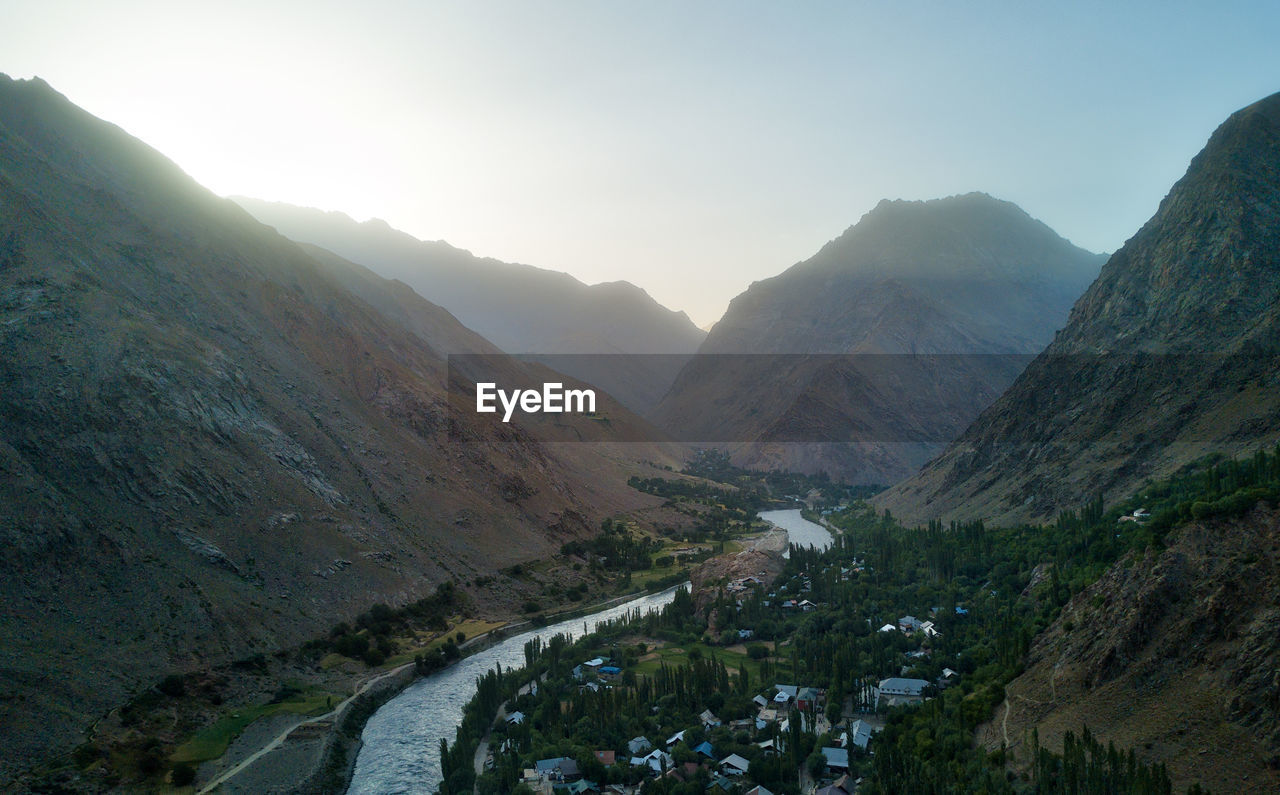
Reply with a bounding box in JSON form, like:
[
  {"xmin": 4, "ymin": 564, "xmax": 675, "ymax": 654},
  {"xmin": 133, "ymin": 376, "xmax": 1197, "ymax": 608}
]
[{"xmin": 4, "ymin": 0, "xmax": 1278, "ymax": 327}]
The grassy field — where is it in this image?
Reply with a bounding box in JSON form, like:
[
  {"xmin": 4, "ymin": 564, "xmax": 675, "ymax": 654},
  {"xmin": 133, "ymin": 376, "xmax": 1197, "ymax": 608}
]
[
  {"xmin": 630, "ymin": 640, "xmax": 789, "ymax": 682},
  {"xmin": 382, "ymin": 617, "xmax": 507, "ymax": 668},
  {"xmin": 170, "ymin": 689, "xmax": 337, "ymax": 764}
]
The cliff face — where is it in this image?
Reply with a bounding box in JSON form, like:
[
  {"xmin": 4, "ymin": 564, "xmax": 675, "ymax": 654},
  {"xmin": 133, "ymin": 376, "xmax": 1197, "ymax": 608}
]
[
  {"xmin": 653, "ymin": 193, "xmax": 1102, "ymax": 483},
  {"xmin": 976, "ymin": 505, "xmax": 1280, "ymax": 793},
  {"xmin": 878, "ymin": 92, "xmax": 1280, "ymax": 524},
  {"xmin": 0, "ymin": 75, "xmax": 668, "ymax": 779}
]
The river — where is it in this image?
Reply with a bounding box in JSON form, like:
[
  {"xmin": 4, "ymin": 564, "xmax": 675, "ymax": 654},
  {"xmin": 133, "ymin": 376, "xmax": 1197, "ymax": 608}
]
[
  {"xmin": 350, "ymin": 510, "xmax": 831, "ymax": 793},
  {"xmin": 348, "ymin": 585, "xmax": 684, "ymax": 793},
  {"xmin": 757, "ymin": 507, "xmax": 835, "ymax": 552}
]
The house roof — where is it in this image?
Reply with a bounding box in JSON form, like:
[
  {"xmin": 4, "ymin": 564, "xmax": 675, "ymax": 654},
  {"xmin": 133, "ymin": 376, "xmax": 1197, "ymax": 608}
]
[
  {"xmin": 719, "ymin": 753, "xmax": 751, "ymax": 773},
  {"xmin": 594, "ymin": 750, "xmax": 616, "ymax": 765},
  {"xmin": 849, "ymin": 719, "xmax": 875, "ymax": 749},
  {"xmin": 878, "ymin": 677, "xmax": 929, "ymax": 696},
  {"xmin": 821, "ymin": 746, "xmax": 850, "ymax": 769},
  {"xmin": 665, "ymin": 729, "xmax": 685, "ymax": 745},
  {"xmin": 627, "ymin": 736, "xmax": 652, "ymax": 754},
  {"xmin": 693, "ymin": 741, "xmax": 715, "ymax": 757}
]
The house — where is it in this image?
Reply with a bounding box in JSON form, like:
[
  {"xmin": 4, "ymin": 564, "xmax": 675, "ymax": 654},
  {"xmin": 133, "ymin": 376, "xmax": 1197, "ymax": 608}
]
[
  {"xmin": 738, "ymin": 628, "xmax": 755, "ymax": 639},
  {"xmin": 599, "ymin": 665, "xmax": 622, "ymax": 676},
  {"xmin": 848, "ymin": 718, "xmax": 877, "ymax": 750},
  {"xmin": 699, "ymin": 709, "xmax": 721, "ymax": 728},
  {"xmin": 665, "ymin": 729, "xmax": 686, "ymax": 747},
  {"xmin": 756, "ymin": 738, "xmax": 785, "ymax": 755},
  {"xmin": 630, "ymin": 748, "xmax": 673, "ymax": 774},
  {"xmin": 693, "ymin": 740, "xmax": 715, "ymax": 758},
  {"xmin": 563, "ymin": 781, "xmax": 599, "ymax": 794},
  {"xmin": 627, "ymin": 736, "xmax": 652, "ymax": 755},
  {"xmin": 798, "ymin": 599, "xmax": 818, "ymax": 612},
  {"xmin": 572, "ymin": 665, "xmax": 584, "ymax": 680},
  {"xmin": 898, "ymin": 615, "xmax": 923, "ymax": 632},
  {"xmin": 941, "ymin": 667, "xmax": 958, "ymax": 680},
  {"xmin": 752, "ymin": 694, "xmax": 769, "ymax": 708},
  {"xmin": 594, "ymin": 750, "xmax": 616, "ymax": 766},
  {"xmin": 875, "ymin": 677, "xmax": 930, "ymax": 709},
  {"xmin": 774, "ymin": 684, "xmax": 799, "ymax": 700},
  {"xmin": 820, "ymin": 746, "xmax": 850, "ymax": 770},
  {"xmin": 816, "ymin": 774, "xmax": 854, "ymax": 795},
  {"xmin": 878, "ymin": 623, "xmax": 897, "ymax": 633},
  {"xmin": 534, "ymin": 756, "xmax": 580, "ymax": 782},
  {"xmin": 955, "ymin": 606, "xmax": 969, "ymax": 616},
  {"xmin": 744, "ymin": 786, "xmax": 776, "ymax": 795},
  {"xmin": 921, "ymin": 620, "xmax": 941, "ymax": 638},
  {"xmin": 583, "ymin": 657, "xmax": 605, "ymax": 669},
  {"xmin": 719, "ymin": 753, "xmax": 751, "ymax": 775},
  {"xmin": 506, "ymin": 711, "xmax": 525, "ymax": 725},
  {"xmin": 796, "ymin": 686, "xmax": 822, "ymax": 710}
]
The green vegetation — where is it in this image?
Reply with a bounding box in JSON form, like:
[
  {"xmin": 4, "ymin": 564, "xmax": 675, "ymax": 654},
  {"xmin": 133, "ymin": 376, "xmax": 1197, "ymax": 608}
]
[
  {"xmin": 170, "ymin": 688, "xmax": 334, "ymax": 764},
  {"xmin": 436, "ymin": 448, "xmax": 1280, "ymax": 793}
]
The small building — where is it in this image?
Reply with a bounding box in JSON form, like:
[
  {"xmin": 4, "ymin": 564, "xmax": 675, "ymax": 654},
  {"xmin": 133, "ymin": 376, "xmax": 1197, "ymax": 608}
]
[
  {"xmin": 506, "ymin": 711, "xmax": 525, "ymax": 725},
  {"xmin": 738, "ymin": 628, "xmax": 754, "ymax": 639},
  {"xmin": 848, "ymin": 718, "xmax": 877, "ymax": 750},
  {"xmin": 898, "ymin": 615, "xmax": 923, "ymax": 633},
  {"xmin": 719, "ymin": 753, "xmax": 751, "ymax": 776},
  {"xmin": 875, "ymin": 677, "xmax": 930, "ymax": 709},
  {"xmin": 821, "ymin": 746, "xmax": 850, "ymax": 771},
  {"xmin": 594, "ymin": 750, "xmax": 616, "ymax": 766},
  {"xmin": 665, "ymin": 729, "xmax": 686, "ymax": 747},
  {"xmin": 627, "ymin": 736, "xmax": 652, "ymax": 755},
  {"xmin": 599, "ymin": 665, "xmax": 622, "ymax": 676},
  {"xmin": 699, "ymin": 709, "xmax": 721, "ymax": 728},
  {"xmin": 693, "ymin": 741, "xmax": 715, "ymax": 758}
]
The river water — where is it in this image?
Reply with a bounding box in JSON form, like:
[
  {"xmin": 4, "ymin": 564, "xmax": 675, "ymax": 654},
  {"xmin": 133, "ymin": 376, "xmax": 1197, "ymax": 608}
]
[
  {"xmin": 757, "ymin": 508, "xmax": 835, "ymax": 552},
  {"xmin": 350, "ymin": 509, "xmax": 831, "ymax": 793},
  {"xmin": 349, "ymin": 586, "xmax": 683, "ymax": 793}
]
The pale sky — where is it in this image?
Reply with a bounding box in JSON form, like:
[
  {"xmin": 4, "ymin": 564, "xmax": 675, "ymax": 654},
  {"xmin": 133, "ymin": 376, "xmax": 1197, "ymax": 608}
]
[{"xmin": 3, "ymin": 1, "xmax": 1279, "ymax": 327}]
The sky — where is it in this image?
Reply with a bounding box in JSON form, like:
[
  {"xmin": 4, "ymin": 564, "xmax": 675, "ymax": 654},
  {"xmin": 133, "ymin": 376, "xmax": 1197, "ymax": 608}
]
[{"xmin": 3, "ymin": 1, "xmax": 1279, "ymax": 328}]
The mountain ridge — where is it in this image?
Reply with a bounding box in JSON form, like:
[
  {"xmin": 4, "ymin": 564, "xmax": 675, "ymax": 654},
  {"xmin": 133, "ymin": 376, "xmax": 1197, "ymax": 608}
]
[
  {"xmin": 875, "ymin": 90, "xmax": 1280, "ymax": 524},
  {"xmin": 652, "ymin": 192, "xmax": 1104, "ymax": 482}
]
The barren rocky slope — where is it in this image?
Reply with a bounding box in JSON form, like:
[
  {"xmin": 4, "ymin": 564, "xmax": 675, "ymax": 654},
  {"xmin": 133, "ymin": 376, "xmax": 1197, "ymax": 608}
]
[
  {"xmin": 0, "ymin": 75, "xmax": 673, "ymax": 781},
  {"xmin": 976, "ymin": 505, "xmax": 1280, "ymax": 792},
  {"xmin": 877, "ymin": 92, "xmax": 1280, "ymax": 525},
  {"xmin": 653, "ymin": 193, "xmax": 1103, "ymax": 482}
]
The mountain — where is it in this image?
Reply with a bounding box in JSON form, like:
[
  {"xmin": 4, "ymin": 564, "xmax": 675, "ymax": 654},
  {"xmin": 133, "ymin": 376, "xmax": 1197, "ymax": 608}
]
[
  {"xmin": 0, "ymin": 75, "xmax": 672, "ymax": 779},
  {"xmin": 877, "ymin": 92, "xmax": 1280, "ymax": 525},
  {"xmin": 974, "ymin": 504, "xmax": 1280, "ymax": 792},
  {"xmin": 651, "ymin": 193, "xmax": 1104, "ymax": 483},
  {"xmin": 232, "ymin": 198, "xmax": 706, "ymax": 415}
]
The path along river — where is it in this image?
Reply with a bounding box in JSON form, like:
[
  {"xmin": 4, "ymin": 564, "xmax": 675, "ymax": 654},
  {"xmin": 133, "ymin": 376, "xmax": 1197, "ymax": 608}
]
[{"xmin": 350, "ymin": 508, "xmax": 832, "ymax": 792}]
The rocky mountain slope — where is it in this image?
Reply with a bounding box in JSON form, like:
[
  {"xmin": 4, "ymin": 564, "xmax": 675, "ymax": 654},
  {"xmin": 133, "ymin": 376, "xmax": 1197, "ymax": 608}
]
[
  {"xmin": 976, "ymin": 504, "xmax": 1280, "ymax": 792},
  {"xmin": 877, "ymin": 92, "xmax": 1280, "ymax": 524},
  {"xmin": 0, "ymin": 75, "xmax": 673, "ymax": 781},
  {"xmin": 233, "ymin": 197, "xmax": 706, "ymax": 415},
  {"xmin": 652, "ymin": 193, "xmax": 1103, "ymax": 483}
]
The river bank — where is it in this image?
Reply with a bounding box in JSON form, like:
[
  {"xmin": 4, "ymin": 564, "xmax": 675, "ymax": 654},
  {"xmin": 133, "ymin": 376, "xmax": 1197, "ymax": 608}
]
[{"xmin": 187, "ymin": 583, "xmax": 660, "ymax": 794}]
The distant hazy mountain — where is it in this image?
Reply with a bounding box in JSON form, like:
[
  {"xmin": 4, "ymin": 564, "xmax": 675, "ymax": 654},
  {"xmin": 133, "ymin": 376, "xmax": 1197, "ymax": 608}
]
[
  {"xmin": 233, "ymin": 198, "xmax": 706, "ymax": 415},
  {"xmin": 652, "ymin": 193, "xmax": 1105, "ymax": 483},
  {"xmin": 0, "ymin": 75, "xmax": 670, "ymax": 778},
  {"xmin": 877, "ymin": 92, "xmax": 1280, "ymax": 524}
]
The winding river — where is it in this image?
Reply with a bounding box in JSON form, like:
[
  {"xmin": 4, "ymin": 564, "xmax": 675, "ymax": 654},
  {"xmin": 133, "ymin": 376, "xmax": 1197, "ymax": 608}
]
[
  {"xmin": 350, "ymin": 509, "xmax": 831, "ymax": 793},
  {"xmin": 349, "ymin": 586, "xmax": 683, "ymax": 793},
  {"xmin": 758, "ymin": 507, "xmax": 835, "ymax": 552}
]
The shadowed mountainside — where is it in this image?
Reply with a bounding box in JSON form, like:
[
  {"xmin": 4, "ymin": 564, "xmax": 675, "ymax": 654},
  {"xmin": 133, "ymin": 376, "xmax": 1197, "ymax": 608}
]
[
  {"xmin": 877, "ymin": 92, "xmax": 1280, "ymax": 525},
  {"xmin": 0, "ymin": 74, "xmax": 674, "ymax": 780}
]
